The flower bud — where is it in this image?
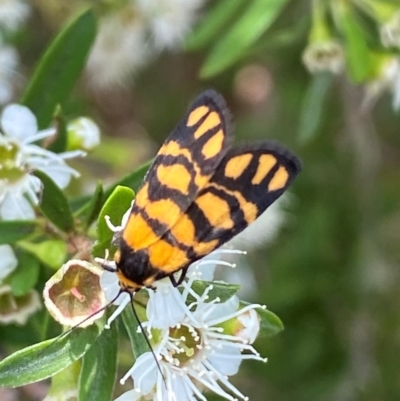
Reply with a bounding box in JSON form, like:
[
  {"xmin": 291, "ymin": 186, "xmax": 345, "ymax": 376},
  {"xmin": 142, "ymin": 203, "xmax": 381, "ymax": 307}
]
[{"xmin": 67, "ymin": 117, "xmax": 100, "ymax": 151}]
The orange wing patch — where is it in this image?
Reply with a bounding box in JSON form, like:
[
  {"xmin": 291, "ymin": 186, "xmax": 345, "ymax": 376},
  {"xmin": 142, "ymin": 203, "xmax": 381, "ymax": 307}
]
[
  {"xmin": 268, "ymin": 166, "xmax": 289, "ymax": 191},
  {"xmin": 251, "ymin": 154, "xmax": 276, "ymax": 184}
]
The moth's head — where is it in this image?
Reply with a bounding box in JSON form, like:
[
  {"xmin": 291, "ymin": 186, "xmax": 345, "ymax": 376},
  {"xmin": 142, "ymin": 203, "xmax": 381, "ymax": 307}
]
[{"xmin": 113, "ymin": 249, "xmax": 143, "ymax": 293}]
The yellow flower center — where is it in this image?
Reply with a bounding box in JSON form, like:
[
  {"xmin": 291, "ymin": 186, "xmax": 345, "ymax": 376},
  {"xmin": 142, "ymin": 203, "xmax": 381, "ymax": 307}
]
[
  {"xmin": 168, "ymin": 324, "xmax": 202, "ymax": 365},
  {"xmin": 0, "ymin": 142, "xmax": 25, "ymax": 183}
]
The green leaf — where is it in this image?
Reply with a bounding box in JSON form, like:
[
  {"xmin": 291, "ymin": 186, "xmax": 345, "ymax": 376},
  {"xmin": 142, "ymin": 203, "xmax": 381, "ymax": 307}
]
[
  {"xmin": 190, "ymin": 280, "xmax": 240, "ymax": 303},
  {"xmin": 34, "ymin": 170, "xmax": 74, "ymax": 232},
  {"xmin": 248, "ymin": 304, "xmax": 284, "ymax": 338},
  {"xmin": 79, "ymin": 323, "xmax": 118, "ymax": 401},
  {"xmin": 121, "ymin": 306, "xmax": 149, "ymax": 359},
  {"xmin": 18, "ymin": 239, "xmax": 67, "ymax": 269},
  {"xmin": 83, "ymin": 181, "xmax": 104, "ymax": 230},
  {"xmin": 45, "ymin": 361, "xmax": 81, "ymax": 400},
  {"xmin": 0, "ymin": 324, "xmax": 101, "ymax": 388},
  {"xmin": 334, "ymin": 3, "xmax": 370, "ymax": 83},
  {"xmin": 48, "ymin": 104, "xmax": 68, "ymax": 153},
  {"xmin": 92, "ymin": 186, "xmax": 134, "ymax": 258},
  {"xmin": 298, "ymin": 73, "xmax": 332, "ymax": 143},
  {"xmin": 0, "ymin": 221, "xmax": 36, "ymax": 244},
  {"xmin": 21, "ymin": 10, "xmax": 97, "ymax": 129},
  {"xmin": 10, "ymin": 251, "xmax": 40, "ymax": 296},
  {"xmin": 185, "ymin": 0, "xmax": 246, "ymax": 50},
  {"xmin": 200, "ymin": 0, "xmax": 290, "ymax": 78}
]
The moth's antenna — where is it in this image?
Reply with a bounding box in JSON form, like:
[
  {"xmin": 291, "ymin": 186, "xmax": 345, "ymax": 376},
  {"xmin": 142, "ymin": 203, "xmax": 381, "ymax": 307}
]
[{"xmin": 128, "ymin": 292, "xmax": 167, "ymax": 388}]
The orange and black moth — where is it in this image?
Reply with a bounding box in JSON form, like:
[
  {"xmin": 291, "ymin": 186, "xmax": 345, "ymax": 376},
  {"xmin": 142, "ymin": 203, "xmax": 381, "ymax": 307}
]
[{"xmin": 110, "ymin": 90, "xmax": 301, "ymax": 293}]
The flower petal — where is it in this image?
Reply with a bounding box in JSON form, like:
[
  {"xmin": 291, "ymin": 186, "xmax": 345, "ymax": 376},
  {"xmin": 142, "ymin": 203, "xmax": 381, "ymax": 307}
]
[
  {"xmin": 0, "ymin": 192, "xmax": 35, "ymax": 220},
  {"xmin": 206, "ymin": 346, "xmax": 242, "ymax": 376},
  {"xmin": 131, "ymin": 353, "xmax": 157, "ymax": 394},
  {"xmin": 114, "ymin": 389, "xmax": 142, "ymax": 401},
  {"xmin": 100, "ymin": 271, "xmax": 120, "ymax": 302},
  {"xmin": 147, "ymin": 281, "xmax": 186, "ymax": 329},
  {"xmin": 1, "ymin": 104, "xmax": 38, "ymax": 141},
  {"xmin": 0, "ymin": 244, "xmax": 18, "ymax": 281}
]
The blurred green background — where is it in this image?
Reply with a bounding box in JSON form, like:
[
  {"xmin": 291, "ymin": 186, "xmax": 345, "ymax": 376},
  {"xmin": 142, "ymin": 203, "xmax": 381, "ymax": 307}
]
[{"xmin": 1, "ymin": 0, "xmax": 400, "ymax": 400}]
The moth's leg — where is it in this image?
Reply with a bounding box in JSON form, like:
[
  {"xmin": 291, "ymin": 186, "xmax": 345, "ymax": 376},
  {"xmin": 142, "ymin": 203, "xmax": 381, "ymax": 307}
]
[{"xmin": 169, "ymin": 266, "xmax": 189, "ymax": 287}]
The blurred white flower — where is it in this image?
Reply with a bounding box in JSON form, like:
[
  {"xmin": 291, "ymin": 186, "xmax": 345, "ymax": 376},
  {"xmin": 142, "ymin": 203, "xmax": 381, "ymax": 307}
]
[
  {"xmin": 380, "ymin": 11, "xmax": 400, "ymax": 49},
  {"xmin": 364, "ymin": 56, "xmax": 400, "ymax": 111},
  {"xmin": 0, "ymin": 244, "xmax": 17, "ymax": 281},
  {"xmin": 67, "ymin": 117, "xmax": 101, "ymax": 151},
  {"xmin": 0, "ymin": 285, "xmax": 41, "ymax": 325},
  {"xmin": 87, "ymin": 0, "xmax": 205, "ymax": 88},
  {"xmin": 0, "ymin": 42, "xmax": 19, "ymax": 105},
  {"xmin": 302, "ymin": 39, "xmax": 344, "ymax": 74},
  {"xmin": 0, "ymin": 0, "xmax": 30, "ymax": 32},
  {"xmin": 0, "ymin": 104, "xmax": 85, "ymax": 220},
  {"xmin": 86, "ymin": 12, "xmax": 150, "ymax": 88},
  {"xmin": 137, "ymin": 0, "xmax": 204, "ymax": 49}
]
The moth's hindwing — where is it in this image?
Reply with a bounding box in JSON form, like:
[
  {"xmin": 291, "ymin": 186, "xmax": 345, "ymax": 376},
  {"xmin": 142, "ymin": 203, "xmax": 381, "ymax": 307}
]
[
  {"xmin": 122, "ymin": 90, "xmax": 232, "ymax": 253},
  {"xmin": 163, "ymin": 141, "xmax": 302, "ymax": 268}
]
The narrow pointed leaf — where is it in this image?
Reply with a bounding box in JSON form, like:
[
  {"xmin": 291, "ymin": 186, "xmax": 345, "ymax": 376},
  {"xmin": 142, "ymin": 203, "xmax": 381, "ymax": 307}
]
[
  {"xmin": 185, "ymin": 0, "xmax": 246, "ymax": 50},
  {"xmin": 191, "ymin": 280, "xmax": 240, "ymax": 303},
  {"xmin": 79, "ymin": 323, "xmax": 118, "ymax": 401},
  {"xmin": 21, "ymin": 10, "xmax": 97, "ymax": 128},
  {"xmin": 122, "ymin": 307, "xmax": 149, "ymax": 359},
  {"xmin": 10, "ymin": 251, "xmax": 40, "ymax": 296},
  {"xmin": 83, "ymin": 181, "xmax": 104, "ymax": 230},
  {"xmin": 253, "ymin": 305, "xmax": 283, "ymax": 338},
  {"xmin": 333, "ymin": 3, "xmax": 370, "ymax": 83},
  {"xmin": 0, "ymin": 221, "xmax": 36, "ymax": 244},
  {"xmin": 299, "ymin": 73, "xmax": 332, "ymax": 143},
  {"xmin": 200, "ymin": 0, "xmax": 290, "ymax": 78},
  {"xmin": 33, "ymin": 170, "xmax": 74, "ymax": 232},
  {"xmin": 48, "ymin": 105, "xmax": 68, "ymax": 153},
  {"xmin": 0, "ymin": 324, "xmax": 102, "ymax": 388}
]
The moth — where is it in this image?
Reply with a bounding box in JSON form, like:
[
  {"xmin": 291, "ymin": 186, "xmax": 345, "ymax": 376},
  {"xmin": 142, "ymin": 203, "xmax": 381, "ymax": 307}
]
[{"xmin": 110, "ymin": 90, "xmax": 301, "ymax": 292}]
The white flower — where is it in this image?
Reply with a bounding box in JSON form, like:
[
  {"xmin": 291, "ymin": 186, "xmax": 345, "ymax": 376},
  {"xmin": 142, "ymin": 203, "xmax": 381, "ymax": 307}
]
[
  {"xmin": 0, "ymin": 0, "xmax": 30, "ymax": 32},
  {"xmin": 302, "ymin": 40, "xmax": 344, "ymax": 74},
  {"xmin": 136, "ymin": 0, "xmax": 204, "ymax": 49},
  {"xmin": 363, "ymin": 56, "xmax": 400, "ymax": 111},
  {"xmin": 67, "ymin": 117, "xmax": 101, "ymax": 151},
  {"xmin": 381, "ymin": 11, "xmax": 400, "ymax": 49},
  {"xmin": 0, "ymin": 244, "xmax": 17, "ymax": 281},
  {"xmin": 119, "ymin": 284, "xmax": 265, "ymax": 401},
  {"xmin": 0, "ymin": 285, "xmax": 41, "ymax": 325},
  {"xmin": 86, "ymin": 9, "xmax": 150, "ymax": 88},
  {"xmin": 0, "ymin": 42, "xmax": 19, "ymax": 105},
  {"xmin": 0, "ymin": 104, "xmax": 85, "ymax": 220}
]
